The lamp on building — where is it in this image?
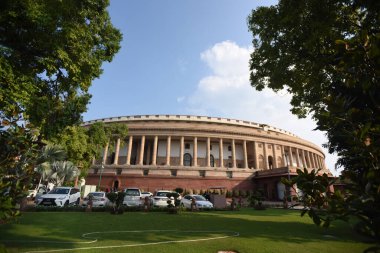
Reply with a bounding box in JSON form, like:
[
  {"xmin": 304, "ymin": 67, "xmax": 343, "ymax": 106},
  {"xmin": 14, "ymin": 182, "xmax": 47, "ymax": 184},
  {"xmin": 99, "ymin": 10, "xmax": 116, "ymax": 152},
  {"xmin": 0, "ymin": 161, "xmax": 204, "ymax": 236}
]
[{"xmin": 98, "ymin": 163, "xmax": 104, "ymax": 190}]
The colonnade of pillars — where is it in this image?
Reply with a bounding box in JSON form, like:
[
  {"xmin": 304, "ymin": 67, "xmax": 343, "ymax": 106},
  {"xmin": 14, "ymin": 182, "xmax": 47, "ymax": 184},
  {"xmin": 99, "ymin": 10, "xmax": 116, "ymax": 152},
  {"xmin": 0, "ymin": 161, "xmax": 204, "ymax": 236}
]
[{"xmin": 100, "ymin": 135, "xmax": 326, "ymax": 170}]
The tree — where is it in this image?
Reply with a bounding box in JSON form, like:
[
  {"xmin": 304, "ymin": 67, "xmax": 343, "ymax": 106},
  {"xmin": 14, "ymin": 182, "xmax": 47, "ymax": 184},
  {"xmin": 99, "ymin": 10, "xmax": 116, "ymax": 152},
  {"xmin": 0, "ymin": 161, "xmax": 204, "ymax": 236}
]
[
  {"xmin": 41, "ymin": 161, "xmax": 79, "ymax": 186},
  {"xmin": 248, "ymin": 0, "xmax": 380, "ymax": 242},
  {"xmin": 0, "ymin": 0, "xmax": 121, "ymax": 222},
  {"xmin": 1, "ymin": 0, "xmax": 122, "ymax": 139}
]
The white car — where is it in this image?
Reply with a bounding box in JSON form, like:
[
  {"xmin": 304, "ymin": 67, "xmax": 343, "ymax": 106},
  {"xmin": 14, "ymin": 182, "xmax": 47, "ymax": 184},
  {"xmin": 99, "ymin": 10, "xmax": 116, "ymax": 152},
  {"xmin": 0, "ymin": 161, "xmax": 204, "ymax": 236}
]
[
  {"xmin": 141, "ymin": 191, "xmax": 153, "ymax": 198},
  {"xmin": 152, "ymin": 190, "xmax": 174, "ymax": 207},
  {"xmin": 180, "ymin": 194, "xmax": 213, "ymax": 209},
  {"xmin": 28, "ymin": 185, "xmax": 48, "ymax": 200},
  {"xmin": 82, "ymin": 192, "xmax": 109, "ymax": 207},
  {"xmin": 123, "ymin": 188, "xmax": 142, "ymax": 207},
  {"xmin": 36, "ymin": 187, "xmax": 81, "ymax": 207}
]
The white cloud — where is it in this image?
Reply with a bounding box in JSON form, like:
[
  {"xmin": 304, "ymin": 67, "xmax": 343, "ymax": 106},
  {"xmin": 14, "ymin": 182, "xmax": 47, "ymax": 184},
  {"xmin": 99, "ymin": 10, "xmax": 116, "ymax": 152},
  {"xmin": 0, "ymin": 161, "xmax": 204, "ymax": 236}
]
[{"xmin": 184, "ymin": 40, "xmax": 340, "ymax": 175}]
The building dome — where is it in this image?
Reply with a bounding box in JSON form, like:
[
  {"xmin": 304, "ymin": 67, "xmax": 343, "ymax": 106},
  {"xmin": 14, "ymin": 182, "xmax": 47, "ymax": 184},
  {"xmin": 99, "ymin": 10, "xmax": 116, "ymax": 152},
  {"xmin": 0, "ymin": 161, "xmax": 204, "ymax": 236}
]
[{"xmin": 84, "ymin": 115, "xmax": 330, "ymax": 200}]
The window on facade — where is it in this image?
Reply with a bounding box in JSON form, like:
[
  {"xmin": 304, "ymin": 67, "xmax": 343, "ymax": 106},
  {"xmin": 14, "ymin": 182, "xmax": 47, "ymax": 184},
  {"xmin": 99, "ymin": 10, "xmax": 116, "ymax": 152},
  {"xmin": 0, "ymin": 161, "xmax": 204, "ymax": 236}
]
[
  {"xmin": 268, "ymin": 145, "xmax": 272, "ymax": 149},
  {"xmin": 228, "ymin": 145, "xmax": 232, "ymax": 151},
  {"xmin": 94, "ymin": 168, "xmax": 99, "ymax": 174},
  {"xmin": 210, "ymin": 145, "xmax": 212, "ymax": 150},
  {"xmin": 258, "ymin": 144, "xmax": 262, "ymax": 148},
  {"xmin": 268, "ymin": 156, "xmax": 274, "ymax": 169},
  {"xmin": 226, "ymin": 171, "xmax": 233, "ymax": 178},
  {"xmin": 210, "ymin": 155, "xmax": 215, "ymax": 167},
  {"xmin": 185, "ymin": 143, "xmax": 190, "ymax": 149},
  {"xmin": 228, "ymin": 162, "xmax": 232, "ymax": 168},
  {"xmin": 116, "ymin": 168, "xmax": 122, "ymax": 175},
  {"xmin": 171, "ymin": 170, "xmax": 177, "ymax": 176},
  {"xmin": 143, "ymin": 169, "xmax": 149, "ymax": 176},
  {"xmin": 199, "ymin": 170, "xmax": 206, "ymax": 177},
  {"xmin": 184, "ymin": 153, "xmax": 192, "ymax": 166}
]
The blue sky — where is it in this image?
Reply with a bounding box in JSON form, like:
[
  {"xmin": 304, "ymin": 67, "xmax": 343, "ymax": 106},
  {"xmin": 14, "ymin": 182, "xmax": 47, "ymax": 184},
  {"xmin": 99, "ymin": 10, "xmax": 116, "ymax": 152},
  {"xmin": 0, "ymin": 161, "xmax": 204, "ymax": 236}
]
[{"xmin": 83, "ymin": 0, "xmax": 339, "ymax": 175}]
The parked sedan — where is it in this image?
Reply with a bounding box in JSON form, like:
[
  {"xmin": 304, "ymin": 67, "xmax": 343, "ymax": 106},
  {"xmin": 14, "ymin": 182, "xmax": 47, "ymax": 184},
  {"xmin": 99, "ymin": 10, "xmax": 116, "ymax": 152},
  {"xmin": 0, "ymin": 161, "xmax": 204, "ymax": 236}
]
[
  {"xmin": 180, "ymin": 194, "xmax": 213, "ymax": 209},
  {"xmin": 82, "ymin": 192, "xmax": 109, "ymax": 207},
  {"xmin": 152, "ymin": 190, "xmax": 173, "ymax": 207}
]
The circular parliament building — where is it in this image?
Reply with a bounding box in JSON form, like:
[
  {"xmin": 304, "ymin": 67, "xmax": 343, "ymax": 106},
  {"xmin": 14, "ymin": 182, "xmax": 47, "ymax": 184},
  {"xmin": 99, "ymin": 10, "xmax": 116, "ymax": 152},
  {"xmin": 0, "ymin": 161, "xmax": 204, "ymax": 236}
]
[{"xmin": 84, "ymin": 115, "xmax": 332, "ymax": 200}]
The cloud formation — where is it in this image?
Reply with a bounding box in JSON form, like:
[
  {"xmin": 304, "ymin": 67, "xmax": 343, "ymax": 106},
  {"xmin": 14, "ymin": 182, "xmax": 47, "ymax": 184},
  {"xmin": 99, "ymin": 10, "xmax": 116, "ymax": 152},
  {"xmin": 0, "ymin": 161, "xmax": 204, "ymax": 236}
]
[{"xmin": 184, "ymin": 40, "xmax": 339, "ymax": 175}]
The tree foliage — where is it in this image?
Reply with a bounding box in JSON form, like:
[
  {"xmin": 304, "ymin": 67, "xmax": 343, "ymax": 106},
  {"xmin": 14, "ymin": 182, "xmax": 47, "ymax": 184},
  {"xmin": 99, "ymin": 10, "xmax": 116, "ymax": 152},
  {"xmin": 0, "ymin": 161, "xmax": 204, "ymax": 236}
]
[
  {"xmin": 0, "ymin": 0, "xmax": 122, "ymax": 139},
  {"xmin": 0, "ymin": 0, "xmax": 121, "ymax": 222},
  {"xmin": 248, "ymin": 0, "xmax": 380, "ymax": 242}
]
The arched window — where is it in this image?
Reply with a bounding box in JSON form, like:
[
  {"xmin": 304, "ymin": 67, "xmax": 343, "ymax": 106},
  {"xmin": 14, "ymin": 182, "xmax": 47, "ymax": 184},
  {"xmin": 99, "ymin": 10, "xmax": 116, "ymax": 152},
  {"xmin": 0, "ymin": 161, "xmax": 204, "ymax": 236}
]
[
  {"xmin": 210, "ymin": 155, "xmax": 215, "ymax": 167},
  {"xmin": 184, "ymin": 153, "xmax": 192, "ymax": 166}
]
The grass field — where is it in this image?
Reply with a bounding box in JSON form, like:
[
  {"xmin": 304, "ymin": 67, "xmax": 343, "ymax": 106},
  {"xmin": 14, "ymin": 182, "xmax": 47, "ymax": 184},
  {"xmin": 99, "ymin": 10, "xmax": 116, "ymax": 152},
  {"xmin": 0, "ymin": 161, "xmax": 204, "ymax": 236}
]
[{"xmin": 0, "ymin": 208, "xmax": 373, "ymax": 253}]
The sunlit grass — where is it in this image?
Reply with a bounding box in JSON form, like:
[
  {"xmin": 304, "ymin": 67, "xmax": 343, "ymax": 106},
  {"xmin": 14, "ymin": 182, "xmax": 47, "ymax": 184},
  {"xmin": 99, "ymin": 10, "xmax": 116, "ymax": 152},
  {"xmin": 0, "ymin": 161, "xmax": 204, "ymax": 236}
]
[{"xmin": 0, "ymin": 209, "xmax": 373, "ymax": 253}]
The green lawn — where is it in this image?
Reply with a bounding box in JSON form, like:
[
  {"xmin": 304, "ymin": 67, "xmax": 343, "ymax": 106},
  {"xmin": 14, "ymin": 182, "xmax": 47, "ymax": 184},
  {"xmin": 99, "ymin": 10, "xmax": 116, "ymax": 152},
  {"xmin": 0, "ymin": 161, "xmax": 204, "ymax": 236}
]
[{"xmin": 0, "ymin": 209, "xmax": 373, "ymax": 253}]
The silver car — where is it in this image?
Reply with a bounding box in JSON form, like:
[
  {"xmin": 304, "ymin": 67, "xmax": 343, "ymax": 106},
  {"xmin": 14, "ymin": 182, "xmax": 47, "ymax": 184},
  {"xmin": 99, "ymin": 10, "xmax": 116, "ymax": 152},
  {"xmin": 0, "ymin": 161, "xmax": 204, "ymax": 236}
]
[
  {"xmin": 152, "ymin": 190, "xmax": 174, "ymax": 207},
  {"xmin": 82, "ymin": 192, "xmax": 109, "ymax": 207},
  {"xmin": 123, "ymin": 188, "xmax": 142, "ymax": 207},
  {"xmin": 180, "ymin": 194, "xmax": 213, "ymax": 209}
]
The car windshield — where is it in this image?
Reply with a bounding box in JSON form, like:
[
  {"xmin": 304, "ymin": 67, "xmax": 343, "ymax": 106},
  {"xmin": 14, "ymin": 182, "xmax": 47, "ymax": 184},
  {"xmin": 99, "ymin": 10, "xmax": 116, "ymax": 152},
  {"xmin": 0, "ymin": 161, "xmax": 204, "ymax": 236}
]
[
  {"xmin": 193, "ymin": 195, "xmax": 206, "ymax": 201},
  {"xmin": 125, "ymin": 189, "xmax": 140, "ymax": 196},
  {"xmin": 89, "ymin": 193, "xmax": 103, "ymax": 198},
  {"xmin": 49, "ymin": 188, "xmax": 69, "ymax": 194},
  {"xmin": 156, "ymin": 192, "xmax": 169, "ymax": 197}
]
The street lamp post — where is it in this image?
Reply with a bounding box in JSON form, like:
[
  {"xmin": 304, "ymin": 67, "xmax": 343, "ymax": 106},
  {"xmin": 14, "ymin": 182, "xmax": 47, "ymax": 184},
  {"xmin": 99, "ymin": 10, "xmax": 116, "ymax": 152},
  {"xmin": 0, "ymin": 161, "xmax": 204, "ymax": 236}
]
[{"xmin": 98, "ymin": 163, "xmax": 104, "ymax": 190}]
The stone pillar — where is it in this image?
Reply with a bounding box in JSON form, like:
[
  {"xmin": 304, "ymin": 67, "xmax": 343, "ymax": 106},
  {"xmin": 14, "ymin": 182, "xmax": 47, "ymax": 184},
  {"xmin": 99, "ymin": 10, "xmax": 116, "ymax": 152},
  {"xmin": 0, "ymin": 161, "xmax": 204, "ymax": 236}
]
[
  {"xmin": 126, "ymin": 136, "xmax": 133, "ymax": 165},
  {"xmin": 243, "ymin": 140, "xmax": 248, "ymax": 169},
  {"xmin": 152, "ymin": 136, "xmax": 158, "ymax": 166},
  {"xmin": 232, "ymin": 139, "xmax": 236, "ymax": 168},
  {"xmin": 311, "ymin": 153, "xmax": 316, "ymax": 168},
  {"xmin": 288, "ymin": 146, "xmax": 294, "ymax": 167},
  {"xmin": 180, "ymin": 136, "xmax": 184, "ymax": 166},
  {"xmin": 206, "ymin": 137, "xmax": 211, "ymax": 167},
  {"xmin": 193, "ymin": 137, "xmax": 198, "ymax": 167},
  {"xmin": 307, "ymin": 151, "xmax": 314, "ymax": 168},
  {"xmin": 281, "ymin": 145, "xmax": 285, "ymax": 166},
  {"xmin": 166, "ymin": 136, "xmax": 171, "ymax": 166},
  {"xmin": 138, "ymin": 136, "xmax": 145, "ymax": 165},
  {"xmin": 113, "ymin": 138, "xmax": 121, "ymax": 165},
  {"xmin": 295, "ymin": 148, "xmax": 300, "ymax": 167},
  {"xmin": 316, "ymin": 155, "xmax": 322, "ymax": 168},
  {"xmin": 301, "ymin": 149, "xmax": 307, "ymax": 168},
  {"xmin": 263, "ymin": 142, "xmax": 268, "ymax": 169},
  {"xmin": 102, "ymin": 142, "xmax": 109, "ymax": 165},
  {"xmin": 253, "ymin": 142, "xmax": 259, "ymax": 169},
  {"xmin": 273, "ymin": 144, "xmax": 278, "ymax": 168},
  {"xmin": 219, "ymin": 138, "xmax": 224, "ymax": 167}
]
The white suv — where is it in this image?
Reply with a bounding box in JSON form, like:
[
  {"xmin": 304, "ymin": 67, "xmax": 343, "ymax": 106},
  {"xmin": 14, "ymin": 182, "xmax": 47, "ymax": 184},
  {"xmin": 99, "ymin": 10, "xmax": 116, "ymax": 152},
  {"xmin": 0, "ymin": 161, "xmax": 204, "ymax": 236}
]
[
  {"xmin": 123, "ymin": 188, "xmax": 142, "ymax": 207},
  {"xmin": 36, "ymin": 187, "xmax": 81, "ymax": 207}
]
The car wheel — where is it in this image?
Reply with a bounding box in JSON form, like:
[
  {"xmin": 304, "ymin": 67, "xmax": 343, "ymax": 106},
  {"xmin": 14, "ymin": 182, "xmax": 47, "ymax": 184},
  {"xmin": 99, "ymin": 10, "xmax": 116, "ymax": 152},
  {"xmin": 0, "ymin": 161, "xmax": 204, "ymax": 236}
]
[
  {"xmin": 64, "ymin": 200, "xmax": 69, "ymax": 207},
  {"xmin": 76, "ymin": 198, "xmax": 80, "ymax": 205}
]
